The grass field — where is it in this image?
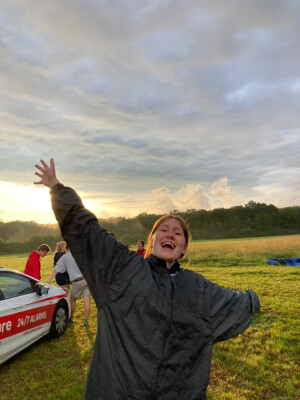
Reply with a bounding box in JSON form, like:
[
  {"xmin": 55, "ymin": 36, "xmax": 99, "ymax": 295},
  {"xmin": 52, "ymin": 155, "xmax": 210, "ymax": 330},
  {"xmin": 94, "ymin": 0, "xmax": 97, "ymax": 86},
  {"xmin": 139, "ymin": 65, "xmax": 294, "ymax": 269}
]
[{"xmin": 0, "ymin": 234, "xmax": 299, "ymax": 400}]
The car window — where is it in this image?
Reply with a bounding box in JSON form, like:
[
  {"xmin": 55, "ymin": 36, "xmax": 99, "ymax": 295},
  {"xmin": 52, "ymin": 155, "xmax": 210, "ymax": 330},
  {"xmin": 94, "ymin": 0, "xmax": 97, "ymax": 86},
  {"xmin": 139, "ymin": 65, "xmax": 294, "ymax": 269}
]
[{"xmin": 0, "ymin": 272, "xmax": 36, "ymax": 300}]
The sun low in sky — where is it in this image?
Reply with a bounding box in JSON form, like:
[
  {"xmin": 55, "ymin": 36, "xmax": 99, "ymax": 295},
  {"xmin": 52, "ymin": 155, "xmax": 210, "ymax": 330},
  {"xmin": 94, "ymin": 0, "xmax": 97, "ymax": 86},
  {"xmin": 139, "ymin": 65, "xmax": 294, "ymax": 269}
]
[
  {"xmin": 0, "ymin": 181, "xmax": 146, "ymax": 224},
  {"xmin": 0, "ymin": 182, "xmax": 110, "ymax": 224},
  {"xmin": 0, "ymin": 182, "xmax": 57, "ymax": 224}
]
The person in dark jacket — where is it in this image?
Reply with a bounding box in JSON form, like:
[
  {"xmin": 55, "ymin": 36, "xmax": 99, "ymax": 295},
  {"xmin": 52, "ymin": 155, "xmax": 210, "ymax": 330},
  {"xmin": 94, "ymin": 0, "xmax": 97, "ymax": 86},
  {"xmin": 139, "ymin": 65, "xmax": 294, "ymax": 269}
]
[
  {"xmin": 34, "ymin": 158, "xmax": 260, "ymax": 400},
  {"xmin": 54, "ymin": 240, "xmax": 67, "ymax": 265},
  {"xmin": 53, "ymin": 240, "xmax": 71, "ymax": 291}
]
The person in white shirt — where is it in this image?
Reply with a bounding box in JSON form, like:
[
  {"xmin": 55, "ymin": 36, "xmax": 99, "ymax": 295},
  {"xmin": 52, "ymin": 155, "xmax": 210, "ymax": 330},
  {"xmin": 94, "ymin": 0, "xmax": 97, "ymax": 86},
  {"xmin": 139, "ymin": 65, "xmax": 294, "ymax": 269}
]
[{"xmin": 48, "ymin": 248, "xmax": 91, "ymax": 326}]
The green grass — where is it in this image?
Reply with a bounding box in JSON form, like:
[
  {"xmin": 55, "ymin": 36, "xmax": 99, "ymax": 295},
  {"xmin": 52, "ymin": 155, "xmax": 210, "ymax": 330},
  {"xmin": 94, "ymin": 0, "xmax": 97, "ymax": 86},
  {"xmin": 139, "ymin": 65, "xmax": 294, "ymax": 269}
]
[{"xmin": 1, "ymin": 235, "xmax": 299, "ymax": 400}]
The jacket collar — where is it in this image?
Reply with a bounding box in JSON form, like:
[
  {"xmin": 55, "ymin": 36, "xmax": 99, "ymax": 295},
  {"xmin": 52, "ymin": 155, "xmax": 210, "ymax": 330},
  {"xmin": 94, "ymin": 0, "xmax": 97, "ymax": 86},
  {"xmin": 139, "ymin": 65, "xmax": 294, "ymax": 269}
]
[{"xmin": 147, "ymin": 254, "xmax": 181, "ymax": 275}]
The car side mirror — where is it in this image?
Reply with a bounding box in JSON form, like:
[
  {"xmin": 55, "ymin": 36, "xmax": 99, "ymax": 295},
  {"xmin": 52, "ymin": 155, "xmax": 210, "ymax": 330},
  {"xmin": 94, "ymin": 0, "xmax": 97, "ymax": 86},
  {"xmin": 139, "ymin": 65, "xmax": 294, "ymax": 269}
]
[{"xmin": 35, "ymin": 283, "xmax": 49, "ymax": 296}]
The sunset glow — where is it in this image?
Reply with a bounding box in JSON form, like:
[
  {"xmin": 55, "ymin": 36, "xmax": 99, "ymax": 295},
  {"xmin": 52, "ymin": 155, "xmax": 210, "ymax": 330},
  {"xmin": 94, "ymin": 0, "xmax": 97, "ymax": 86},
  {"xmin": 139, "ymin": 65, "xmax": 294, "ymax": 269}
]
[
  {"xmin": 0, "ymin": 2, "xmax": 299, "ymax": 224},
  {"xmin": 0, "ymin": 182, "xmax": 56, "ymax": 224}
]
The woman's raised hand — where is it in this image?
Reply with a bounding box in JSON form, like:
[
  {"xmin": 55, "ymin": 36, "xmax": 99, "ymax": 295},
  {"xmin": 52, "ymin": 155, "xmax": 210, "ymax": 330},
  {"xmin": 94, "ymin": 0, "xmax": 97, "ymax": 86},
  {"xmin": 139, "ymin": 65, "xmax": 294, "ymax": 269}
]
[{"xmin": 34, "ymin": 158, "xmax": 60, "ymax": 188}]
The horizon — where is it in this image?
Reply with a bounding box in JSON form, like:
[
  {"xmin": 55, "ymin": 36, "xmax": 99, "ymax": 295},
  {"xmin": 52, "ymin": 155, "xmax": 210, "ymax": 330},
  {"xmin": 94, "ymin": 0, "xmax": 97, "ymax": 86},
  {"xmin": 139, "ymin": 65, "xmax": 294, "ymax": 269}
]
[{"xmin": 1, "ymin": 194, "xmax": 298, "ymax": 226}]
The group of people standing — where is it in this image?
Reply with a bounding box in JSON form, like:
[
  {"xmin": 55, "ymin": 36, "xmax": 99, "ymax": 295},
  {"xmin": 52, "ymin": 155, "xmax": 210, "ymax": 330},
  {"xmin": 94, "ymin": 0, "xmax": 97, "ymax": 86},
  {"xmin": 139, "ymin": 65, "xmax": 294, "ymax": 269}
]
[
  {"xmin": 24, "ymin": 239, "xmax": 146, "ymax": 327},
  {"xmin": 24, "ymin": 240, "xmax": 91, "ymax": 327}
]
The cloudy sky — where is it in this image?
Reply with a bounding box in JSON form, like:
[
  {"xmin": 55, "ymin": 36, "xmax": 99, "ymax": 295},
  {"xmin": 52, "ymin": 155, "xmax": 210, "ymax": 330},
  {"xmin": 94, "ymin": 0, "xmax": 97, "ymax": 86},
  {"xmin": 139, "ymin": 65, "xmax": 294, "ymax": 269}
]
[{"xmin": 0, "ymin": 0, "xmax": 299, "ymax": 224}]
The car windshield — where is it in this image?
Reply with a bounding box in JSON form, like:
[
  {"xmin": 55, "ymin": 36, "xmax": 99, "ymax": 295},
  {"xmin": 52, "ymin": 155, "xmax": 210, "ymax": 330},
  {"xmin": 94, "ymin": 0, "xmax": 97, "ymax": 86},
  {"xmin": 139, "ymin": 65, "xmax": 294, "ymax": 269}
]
[{"xmin": 0, "ymin": 272, "xmax": 36, "ymax": 299}]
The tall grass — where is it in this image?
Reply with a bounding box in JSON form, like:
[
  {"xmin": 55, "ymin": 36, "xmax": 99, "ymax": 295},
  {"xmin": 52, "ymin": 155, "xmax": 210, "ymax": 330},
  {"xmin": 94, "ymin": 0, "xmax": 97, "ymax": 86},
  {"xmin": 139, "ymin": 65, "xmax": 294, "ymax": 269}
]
[
  {"xmin": 184, "ymin": 234, "xmax": 300, "ymax": 267},
  {"xmin": 0, "ymin": 234, "xmax": 299, "ymax": 400}
]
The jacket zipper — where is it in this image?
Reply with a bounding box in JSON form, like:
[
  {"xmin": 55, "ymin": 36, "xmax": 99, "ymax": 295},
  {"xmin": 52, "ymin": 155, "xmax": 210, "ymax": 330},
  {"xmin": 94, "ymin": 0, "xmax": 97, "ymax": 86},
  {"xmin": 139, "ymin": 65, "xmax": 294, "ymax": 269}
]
[{"xmin": 153, "ymin": 275, "xmax": 175, "ymax": 395}]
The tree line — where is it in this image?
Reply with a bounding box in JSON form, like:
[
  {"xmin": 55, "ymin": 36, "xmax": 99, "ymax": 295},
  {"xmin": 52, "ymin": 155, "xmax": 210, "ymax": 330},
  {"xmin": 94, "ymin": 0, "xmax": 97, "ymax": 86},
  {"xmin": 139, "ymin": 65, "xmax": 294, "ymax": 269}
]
[
  {"xmin": 0, "ymin": 201, "xmax": 299, "ymax": 255},
  {"xmin": 0, "ymin": 221, "xmax": 61, "ymax": 255}
]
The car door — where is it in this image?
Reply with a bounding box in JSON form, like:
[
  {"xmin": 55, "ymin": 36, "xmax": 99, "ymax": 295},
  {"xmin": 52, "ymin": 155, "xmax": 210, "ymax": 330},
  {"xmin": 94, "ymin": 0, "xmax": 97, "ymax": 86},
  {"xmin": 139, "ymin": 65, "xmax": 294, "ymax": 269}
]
[
  {"xmin": 0, "ymin": 293, "xmax": 12, "ymax": 364},
  {"xmin": 0, "ymin": 271, "xmax": 52, "ymax": 359}
]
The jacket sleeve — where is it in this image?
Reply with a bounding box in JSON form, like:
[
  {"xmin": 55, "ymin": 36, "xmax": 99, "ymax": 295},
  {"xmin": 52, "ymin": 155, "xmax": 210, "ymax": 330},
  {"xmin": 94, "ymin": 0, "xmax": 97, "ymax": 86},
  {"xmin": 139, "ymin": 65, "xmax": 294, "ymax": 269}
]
[
  {"xmin": 204, "ymin": 279, "xmax": 260, "ymax": 343},
  {"xmin": 50, "ymin": 183, "xmax": 131, "ymax": 305}
]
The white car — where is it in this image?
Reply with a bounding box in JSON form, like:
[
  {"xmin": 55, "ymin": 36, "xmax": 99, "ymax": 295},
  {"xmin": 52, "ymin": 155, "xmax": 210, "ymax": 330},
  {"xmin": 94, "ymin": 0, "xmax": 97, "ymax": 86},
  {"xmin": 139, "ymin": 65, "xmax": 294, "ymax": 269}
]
[{"xmin": 0, "ymin": 267, "xmax": 70, "ymax": 365}]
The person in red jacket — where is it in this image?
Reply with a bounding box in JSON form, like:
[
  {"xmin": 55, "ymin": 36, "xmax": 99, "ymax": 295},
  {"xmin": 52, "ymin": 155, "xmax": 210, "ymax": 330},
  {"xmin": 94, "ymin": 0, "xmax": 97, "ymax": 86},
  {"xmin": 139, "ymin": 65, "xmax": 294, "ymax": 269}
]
[
  {"xmin": 24, "ymin": 244, "xmax": 51, "ymax": 280},
  {"xmin": 136, "ymin": 240, "xmax": 146, "ymax": 257}
]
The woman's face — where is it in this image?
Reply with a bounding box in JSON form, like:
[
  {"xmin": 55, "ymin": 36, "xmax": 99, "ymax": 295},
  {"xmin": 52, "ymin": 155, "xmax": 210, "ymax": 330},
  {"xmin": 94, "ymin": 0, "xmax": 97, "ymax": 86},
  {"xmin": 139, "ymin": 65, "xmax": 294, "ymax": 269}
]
[
  {"xmin": 151, "ymin": 218, "xmax": 187, "ymax": 262},
  {"xmin": 137, "ymin": 241, "xmax": 144, "ymax": 250},
  {"xmin": 61, "ymin": 244, "xmax": 66, "ymax": 253}
]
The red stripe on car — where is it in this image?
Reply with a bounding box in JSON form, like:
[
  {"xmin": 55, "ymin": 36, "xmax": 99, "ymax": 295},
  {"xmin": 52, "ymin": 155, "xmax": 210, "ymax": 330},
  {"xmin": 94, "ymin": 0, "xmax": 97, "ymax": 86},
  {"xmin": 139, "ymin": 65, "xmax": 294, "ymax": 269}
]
[
  {"xmin": 27, "ymin": 293, "xmax": 68, "ymax": 306},
  {"xmin": 0, "ymin": 304, "xmax": 56, "ymax": 340}
]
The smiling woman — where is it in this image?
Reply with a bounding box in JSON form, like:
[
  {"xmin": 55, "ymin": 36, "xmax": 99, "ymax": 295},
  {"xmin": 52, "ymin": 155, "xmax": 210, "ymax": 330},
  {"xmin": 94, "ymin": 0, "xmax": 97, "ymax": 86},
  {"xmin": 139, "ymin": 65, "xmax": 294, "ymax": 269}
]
[
  {"xmin": 0, "ymin": 182, "xmax": 56, "ymax": 223},
  {"xmin": 31, "ymin": 158, "xmax": 261, "ymax": 400}
]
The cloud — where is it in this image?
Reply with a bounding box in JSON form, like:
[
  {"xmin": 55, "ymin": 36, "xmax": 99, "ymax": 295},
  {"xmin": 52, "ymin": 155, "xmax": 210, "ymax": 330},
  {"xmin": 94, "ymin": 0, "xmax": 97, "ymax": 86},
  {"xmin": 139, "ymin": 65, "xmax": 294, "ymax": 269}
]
[
  {"xmin": 175, "ymin": 184, "xmax": 211, "ymax": 210},
  {"xmin": 210, "ymin": 178, "xmax": 243, "ymax": 208},
  {"xmin": 145, "ymin": 184, "xmax": 211, "ymax": 213},
  {"xmin": 137, "ymin": 180, "xmax": 235, "ymax": 215},
  {"xmin": 146, "ymin": 187, "xmax": 176, "ymax": 213},
  {"xmin": 0, "ymin": 0, "xmax": 299, "ymax": 222}
]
